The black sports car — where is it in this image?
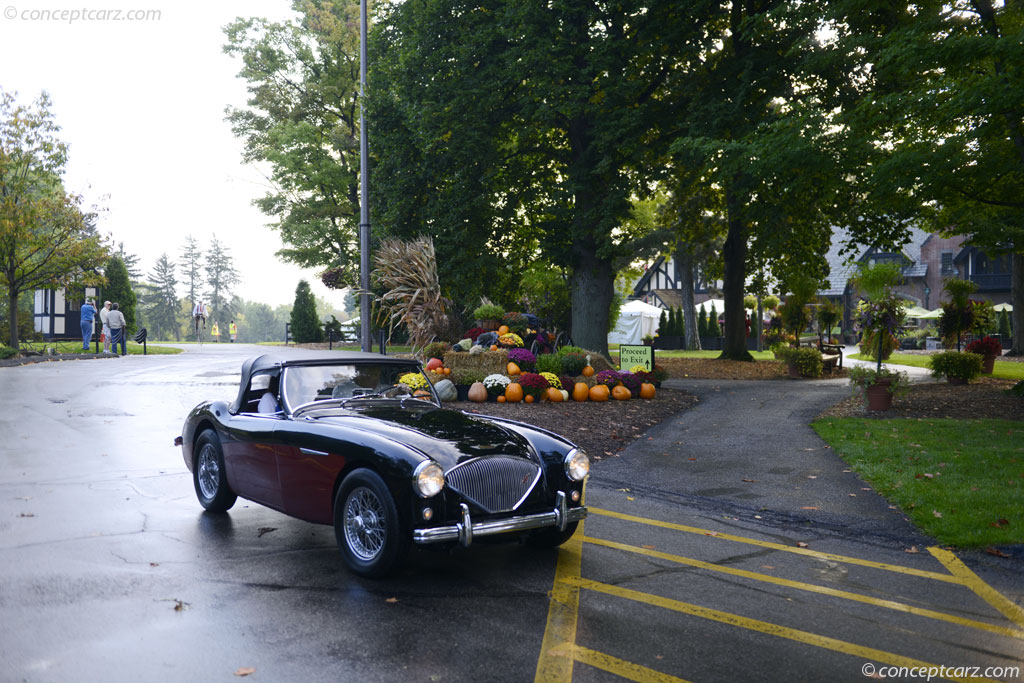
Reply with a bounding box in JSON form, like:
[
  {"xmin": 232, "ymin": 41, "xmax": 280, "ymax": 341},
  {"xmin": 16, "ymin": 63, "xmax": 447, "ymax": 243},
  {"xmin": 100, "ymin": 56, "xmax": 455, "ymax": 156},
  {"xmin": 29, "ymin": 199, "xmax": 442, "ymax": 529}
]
[{"xmin": 176, "ymin": 353, "xmax": 589, "ymax": 576}]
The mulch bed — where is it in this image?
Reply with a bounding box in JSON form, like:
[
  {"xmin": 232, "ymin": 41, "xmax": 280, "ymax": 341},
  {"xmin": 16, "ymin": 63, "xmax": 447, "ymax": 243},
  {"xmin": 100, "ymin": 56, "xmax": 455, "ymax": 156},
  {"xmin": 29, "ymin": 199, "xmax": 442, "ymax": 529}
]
[
  {"xmin": 449, "ymin": 389, "xmax": 699, "ymax": 461},
  {"xmin": 658, "ymin": 357, "xmax": 847, "ymax": 381},
  {"xmin": 818, "ymin": 377, "xmax": 1023, "ymax": 421}
]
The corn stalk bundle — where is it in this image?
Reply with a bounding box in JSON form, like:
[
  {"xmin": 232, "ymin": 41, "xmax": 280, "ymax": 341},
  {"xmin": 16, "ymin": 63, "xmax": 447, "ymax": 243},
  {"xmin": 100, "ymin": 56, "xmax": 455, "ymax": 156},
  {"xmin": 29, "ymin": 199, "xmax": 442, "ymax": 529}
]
[{"xmin": 373, "ymin": 236, "xmax": 451, "ymax": 354}]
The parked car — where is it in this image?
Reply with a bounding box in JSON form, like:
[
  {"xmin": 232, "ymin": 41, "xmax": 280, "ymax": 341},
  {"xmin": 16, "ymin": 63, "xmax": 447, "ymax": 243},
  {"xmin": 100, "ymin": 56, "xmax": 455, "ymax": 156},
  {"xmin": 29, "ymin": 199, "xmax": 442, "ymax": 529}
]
[{"xmin": 176, "ymin": 353, "xmax": 589, "ymax": 577}]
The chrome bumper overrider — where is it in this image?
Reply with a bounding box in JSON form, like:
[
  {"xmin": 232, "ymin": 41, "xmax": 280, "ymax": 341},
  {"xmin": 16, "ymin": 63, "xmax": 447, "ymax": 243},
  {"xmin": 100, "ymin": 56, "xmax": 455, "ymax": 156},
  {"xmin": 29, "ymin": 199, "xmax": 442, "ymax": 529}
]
[{"xmin": 412, "ymin": 491, "xmax": 587, "ymax": 547}]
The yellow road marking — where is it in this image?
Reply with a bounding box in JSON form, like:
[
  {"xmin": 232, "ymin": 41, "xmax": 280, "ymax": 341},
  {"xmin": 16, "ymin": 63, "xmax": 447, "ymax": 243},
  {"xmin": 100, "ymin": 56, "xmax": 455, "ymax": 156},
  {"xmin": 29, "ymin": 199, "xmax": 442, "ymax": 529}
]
[
  {"xmin": 929, "ymin": 547, "xmax": 1024, "ymax": 629},
  {"xmin": 567, "ymin": 577, "xmax": 1005, "ymax": 683},
  {"xmin": 590, "ymin": 507, "xmax": 959, "ymax": 583},
  {"xmin": 535, "ymin": 522, "xmax": 585, "ymax": 683},
  {"xmin": 585, "ymin": 536, "xmax": 1024, "ymax": 640},
  {"xmin": 573, "ymin": 645, "xmax": 690, "ymax": 683}
]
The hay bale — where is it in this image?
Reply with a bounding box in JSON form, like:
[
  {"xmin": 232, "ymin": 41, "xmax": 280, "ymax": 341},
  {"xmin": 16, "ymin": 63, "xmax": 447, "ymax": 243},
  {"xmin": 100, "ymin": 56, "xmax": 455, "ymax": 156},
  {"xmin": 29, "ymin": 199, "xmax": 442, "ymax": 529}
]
[{"xmin": 444, "ymin": 349, "xmax": 509, "ymax": 376}]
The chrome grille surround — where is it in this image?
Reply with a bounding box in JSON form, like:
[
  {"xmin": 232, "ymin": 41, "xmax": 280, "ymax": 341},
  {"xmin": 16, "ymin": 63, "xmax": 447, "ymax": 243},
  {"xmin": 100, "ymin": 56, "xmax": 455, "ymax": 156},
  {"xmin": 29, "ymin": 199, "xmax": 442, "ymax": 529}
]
[{"xmin": 445, "ymin": 456, "xmax": 541, "ymax": 514}]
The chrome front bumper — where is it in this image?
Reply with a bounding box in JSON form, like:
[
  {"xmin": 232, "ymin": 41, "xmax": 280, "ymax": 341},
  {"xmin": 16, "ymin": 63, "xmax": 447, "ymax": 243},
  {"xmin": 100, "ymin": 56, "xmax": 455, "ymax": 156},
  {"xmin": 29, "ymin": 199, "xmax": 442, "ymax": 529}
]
[{"xmin": 412, "ymin": 491, "xmax": 587, "ymax": 547}]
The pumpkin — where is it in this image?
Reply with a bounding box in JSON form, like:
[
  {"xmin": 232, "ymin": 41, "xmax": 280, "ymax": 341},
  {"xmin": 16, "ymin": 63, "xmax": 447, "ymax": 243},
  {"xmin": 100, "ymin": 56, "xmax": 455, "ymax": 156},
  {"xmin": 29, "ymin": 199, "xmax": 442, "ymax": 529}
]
[
  {"xmin": 468, "ymin": 382, "xmax": 488, "ymax": 403},
  {"xmin": 573, "ymin": 382, "xmax": 590, "ymax": 402},
  {"xmin": 560, "ymin": 389, "xmax": 570, "ymax": 402},
  {"xmin": 582, "ymin": 365, "xmax": 595, "ymax": 377},
  {"xmin": 434, "ymin": 379, "xmax": 458, "ymax": 402},
  {"xmin": 611, "ymin": 385, "xmax": 632, "ymax": 401},
  {"xmin": 589, "ymin": 384, "xmax": 610, "ymax": 402},
  {"xmin": 498, "ymin": 325, "xmax": 510, "ymax": 335},
  {"xmin": 497, "ymin": 395, "xmax": 506, "ymax": 403},
  {"xmin": 443, "ymin": 367, "xmax": 451, "ymax": 375},
  {"xmin": 507, "ymin": 362, "xmax": 521, "ymax": 376},
  {"xmin": 639, "ymin": 382, "xmax": 656, "ymax": 399},
  {"xmin": 413, "ymin": 389, "xmax": 432, "ymax": 399},
  {"xmin": 545, "ymin": 387, "xmax": 563, "ymax": 402},
  {"xmin": 490, "ymin": 344, "xmax": 498, "ymax": 351},
  {"xmin": 425, "ymin": 358, "xmax": 443, "ymax": 371},
  {"xmin": 505, "ymin": 382, "xmax": 523, "ymax": 403},
  {"xmin": 524, "ymin": 394, "xmax": 534, "ymax": 403}
]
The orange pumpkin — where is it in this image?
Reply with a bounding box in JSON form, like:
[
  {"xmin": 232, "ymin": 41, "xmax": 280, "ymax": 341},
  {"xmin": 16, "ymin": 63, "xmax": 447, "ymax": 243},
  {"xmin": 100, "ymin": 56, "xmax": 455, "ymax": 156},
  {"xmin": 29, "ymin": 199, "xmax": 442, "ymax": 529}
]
[
  {"xmin": 582, "ymin": 365, "xmax": 595, "ymax": 377},
  {"xmin": 524, "ymin": 394, "xmax": 534, "ymax": 403},
  {"xmin": 589, "ymin": 384, "xmax": 610, "ymax": 402},
  {"xmin": 611, "ymin": 385, "xmax": 632, "ymax": 401},
  {"xmin": 505, "ymin": 383, "xmax": 523, "ymax": 403},
  {"xmin": 490, "ymin": 344, "xmax": 499, "ymax": 351},
  {"xmin": 497, "ymin": 325, "xmax": 510, "ymax": 335},
  {"xmin": 497, "ymin": 395, "xmax": 507, "ymax": 403},
  {"xmin": 413, "ymin": 389, "xmax": 432, "ymax": 399},
  {"xmin": 545, "ymin": 387, "xmax": 563, "ymax": 402},
  {"xmin": 507, "ymin": 362, "xmax": 521, "ymax": 376},
  {"xmin": 639, "ymin": 382, "xmax": 656, "ymax": 399},
  {"xmin": 425, "ymin": 357, "xmax": 443, "ymax": 371},
  {"xmin": 443, "ymin": 367, "xmax": 451, "ymax": 375},
  {"xmin": 572, "ymin": 382, "xmax": 590, "ymax": 402}
]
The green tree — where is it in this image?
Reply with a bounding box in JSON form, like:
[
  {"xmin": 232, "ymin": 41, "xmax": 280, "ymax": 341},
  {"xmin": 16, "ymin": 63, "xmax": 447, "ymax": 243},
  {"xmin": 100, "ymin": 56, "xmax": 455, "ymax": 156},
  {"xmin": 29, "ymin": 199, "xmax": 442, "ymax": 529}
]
[
  {"xmin": 145, "ymin": 252, "xmax": 180, "ymax": 340},
  {"xmin": 0, "ymin": 91, "xmax": 108, "ymax": 350},
  {"xmin": 658, "ymin": 309, "xmax": 667, "ymax": 338},
  {"xmin": 666, "ymin": 308, "xmax": 677, "ymax": 339},
  {"xmin": 104, "ymin": 256, "xmax": 137, "ymax": 335},
  {"xmin": 999, "ymin": 309, "xmax": 1012, "ymax": 341},
  {"xmin": 178, "ymin": 235, "xmax": 203, "ymax": 310},
  {"xmin": 290, "ymin": 279, "xmax": 323, "ymax": 343},
  {"xmin": 707, "ymin": 303, "xmax": 721, "ymax": 337},
  {"xmin": 698, "ymin": 306, "xmax": 709, "ymax": 339},
  {"xmin": 204, "ymin": 234, "xmax": 240, "ymax": 332}
]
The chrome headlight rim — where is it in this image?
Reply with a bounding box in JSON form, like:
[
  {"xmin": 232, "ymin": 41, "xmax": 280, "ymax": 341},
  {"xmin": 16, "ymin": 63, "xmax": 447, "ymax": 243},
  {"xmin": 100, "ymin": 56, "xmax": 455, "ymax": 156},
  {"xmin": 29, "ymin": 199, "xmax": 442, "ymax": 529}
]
[
  {"xmin": 412, "ymin": 460, "xmax": 445, "ymax": 498},
  {"xmin": 563, "ymin": 448, "xmax": 590, "ymax": 482}
]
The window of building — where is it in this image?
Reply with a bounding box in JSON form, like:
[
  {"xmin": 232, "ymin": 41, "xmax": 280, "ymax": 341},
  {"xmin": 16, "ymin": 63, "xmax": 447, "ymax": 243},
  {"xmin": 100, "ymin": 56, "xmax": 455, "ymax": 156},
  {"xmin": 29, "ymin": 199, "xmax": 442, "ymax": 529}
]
[{"xmin": 941, "ymin": 252, "xmax": 954, "ymax": 275}]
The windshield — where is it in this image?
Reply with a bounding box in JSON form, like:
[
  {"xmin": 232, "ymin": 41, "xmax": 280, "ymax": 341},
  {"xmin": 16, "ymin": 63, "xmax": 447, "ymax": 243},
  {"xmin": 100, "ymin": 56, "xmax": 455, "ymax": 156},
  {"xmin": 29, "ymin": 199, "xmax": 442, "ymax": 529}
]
[{"xmin": 282, "ymin": 362, "xmax": 433, "ymax": 412}]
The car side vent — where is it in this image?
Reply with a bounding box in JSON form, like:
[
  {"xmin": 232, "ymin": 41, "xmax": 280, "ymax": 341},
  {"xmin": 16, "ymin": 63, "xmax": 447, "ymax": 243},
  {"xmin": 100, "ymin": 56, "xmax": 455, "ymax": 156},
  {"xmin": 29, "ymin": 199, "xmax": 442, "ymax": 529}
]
[{"xmin": 445, "ymin": 456, "xmax": 541, "ymax": 514}]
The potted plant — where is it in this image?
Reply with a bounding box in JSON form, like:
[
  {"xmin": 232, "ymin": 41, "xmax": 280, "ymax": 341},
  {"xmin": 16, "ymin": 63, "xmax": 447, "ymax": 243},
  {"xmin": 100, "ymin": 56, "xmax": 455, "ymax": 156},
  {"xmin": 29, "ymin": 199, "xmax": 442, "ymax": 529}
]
[
  {"xmin": 965, "ymin": 335, "xmax": 1002, "ymax": 374},
  {"xmin": 928, "ymin": 351, "xmax": 984, "ymax": 385},
  {"xmin": 451, "ymin": 368, "xmax": 486, "ymax": 401},
  {"xmin": 482, "ymin": 373, "xmax": 511, "ymax": 401},
  {"xmin": 850, "ymin": 262, "xmax": 907, "ymax": 410},
  {"xmin": 848, "ymin": 365, "xmax": 910, "ymax": 410},
  {"xmin": 473, "ymin": 303, "xmax": 505, "ymax": 331}
]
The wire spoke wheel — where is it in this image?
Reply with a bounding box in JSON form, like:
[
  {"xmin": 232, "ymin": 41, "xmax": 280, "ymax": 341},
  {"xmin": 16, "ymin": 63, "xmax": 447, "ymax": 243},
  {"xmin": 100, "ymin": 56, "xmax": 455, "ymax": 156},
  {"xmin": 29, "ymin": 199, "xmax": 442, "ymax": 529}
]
[
  {"xmin": 343, "ymin": 486, "xmax": 387, "ymax": 561},
  {"xmin": 197, "ymin": 443, "xmax": 220, "ymax": 500}
]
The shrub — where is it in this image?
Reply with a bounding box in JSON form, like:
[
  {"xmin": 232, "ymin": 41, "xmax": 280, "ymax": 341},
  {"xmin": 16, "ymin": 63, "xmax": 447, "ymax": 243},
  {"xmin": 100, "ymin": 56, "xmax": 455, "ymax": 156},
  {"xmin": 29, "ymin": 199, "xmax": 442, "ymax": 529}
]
[
  {"xmin": 507, "ymin": 347, "xmax": 536, "ymax": 370},
  {"xmin": 482, "ymin": 373, "xmax": 511, "ymax": 396},
  {"xmin": 424, "ymin": 341, "xmax": 450, "ymax": 360},
  {"xmin": 650, "ymin": 364, "xmax": 670, "ymax": 383},
  {"xmin": 536, "ymin": 353, "xmax": 563, "ymax": 375},
  {"xmin": 617, "ymin": 371, "xmax": 641, "ymax": 393},
  {"xmin": 776, "ymin": 346, "xmax": 823, "ymax": 378},
  {"xmin": 451, "ymin": 368, "xmax": 485, "ymax": 386},
  {"xmin": 517, "ymin": 372, "xmax": 550, "ymax": 399},
  {"xmin": 965, "ymin": 336, "xmax": 1002, "ymax": 357},
  {"xmin": 1008, "ymin": 380, "xmax": 1024, "ymax": 398},
  {"xmin": 593, "ymin": 369, "xmax": 619, "ymax": 387},
  {"xmin": 473, "ymin": 304, "xmax": 505, "ymax": 321},
  {"xmin": 557, "ymin": 347, "xmax": 588, "ymax": 375},
  {"xmin": 0, "ymin": 344, "xmax": 16, "ymax": 359},
  {"xmin": 928, "ymin": 351, "xmax": 984, "ymax": 382}
]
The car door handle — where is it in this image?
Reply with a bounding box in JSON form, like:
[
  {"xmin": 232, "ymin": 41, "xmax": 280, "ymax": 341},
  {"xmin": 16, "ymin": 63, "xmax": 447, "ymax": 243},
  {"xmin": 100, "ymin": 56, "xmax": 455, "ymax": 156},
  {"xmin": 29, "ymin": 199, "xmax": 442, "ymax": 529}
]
[{"xmin": 299, "ymin": 448, "xmax": 330, "ymax": 457}]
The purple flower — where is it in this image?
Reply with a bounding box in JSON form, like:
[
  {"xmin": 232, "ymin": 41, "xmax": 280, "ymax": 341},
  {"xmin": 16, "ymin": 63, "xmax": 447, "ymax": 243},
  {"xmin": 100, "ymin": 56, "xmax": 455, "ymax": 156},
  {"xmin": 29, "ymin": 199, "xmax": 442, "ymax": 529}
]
[
  {"xmin": 507, "ymin": 348, "xmax": 537, "ymax": 370},
  {"xmin": 617, "ymin": 371, "xmax": 641, "ymax": 393},
  {"xmin": 593, "ymin": 370, "xmax": 619, "ymax": 387}
]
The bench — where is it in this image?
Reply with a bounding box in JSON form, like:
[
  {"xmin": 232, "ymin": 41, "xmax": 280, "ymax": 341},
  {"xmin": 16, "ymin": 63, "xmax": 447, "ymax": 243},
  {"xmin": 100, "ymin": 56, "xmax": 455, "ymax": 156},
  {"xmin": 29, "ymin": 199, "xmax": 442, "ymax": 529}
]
[{"xmin": 799, "ymin": 337, "xmax": 843, "ymax": 373}]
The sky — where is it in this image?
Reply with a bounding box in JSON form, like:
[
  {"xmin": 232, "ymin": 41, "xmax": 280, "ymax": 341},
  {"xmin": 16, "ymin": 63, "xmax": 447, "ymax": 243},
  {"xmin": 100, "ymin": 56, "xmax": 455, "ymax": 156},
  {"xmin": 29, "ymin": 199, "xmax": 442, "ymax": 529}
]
[{"xmin": 0, "ymin": 0, "xmax": 349, "ymax": 308}]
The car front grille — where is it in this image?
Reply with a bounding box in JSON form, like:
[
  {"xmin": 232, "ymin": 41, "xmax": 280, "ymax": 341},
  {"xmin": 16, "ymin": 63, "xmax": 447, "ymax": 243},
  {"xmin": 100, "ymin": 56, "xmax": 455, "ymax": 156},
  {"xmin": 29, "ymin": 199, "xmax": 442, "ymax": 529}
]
[{"xmin": 445, "ymin": 456, "xmax": 541, "ymax": 514}]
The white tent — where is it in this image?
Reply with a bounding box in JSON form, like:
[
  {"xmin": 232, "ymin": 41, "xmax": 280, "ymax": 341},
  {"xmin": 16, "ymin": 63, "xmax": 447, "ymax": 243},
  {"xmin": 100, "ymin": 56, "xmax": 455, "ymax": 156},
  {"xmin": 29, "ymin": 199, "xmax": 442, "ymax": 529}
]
[{"xmin": 607, "ymin": 299, "xmax": 664, "ymax": 345}]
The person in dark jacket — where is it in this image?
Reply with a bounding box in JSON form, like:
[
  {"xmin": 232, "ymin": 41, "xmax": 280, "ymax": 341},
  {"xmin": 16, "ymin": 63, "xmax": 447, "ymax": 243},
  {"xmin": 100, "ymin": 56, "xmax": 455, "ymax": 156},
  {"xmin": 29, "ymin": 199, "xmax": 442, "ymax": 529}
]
[{"xmin": 80, "ymin": 300, "xmax": 97, "ymax": 351}]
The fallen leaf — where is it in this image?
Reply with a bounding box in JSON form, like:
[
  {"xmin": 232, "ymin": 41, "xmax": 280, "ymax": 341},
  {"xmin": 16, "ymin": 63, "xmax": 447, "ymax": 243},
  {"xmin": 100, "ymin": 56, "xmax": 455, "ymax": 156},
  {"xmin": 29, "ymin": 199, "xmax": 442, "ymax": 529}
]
[
  {"xmin": 761, "ymin": 565, "xmax": 775, "ymax": 570},
  {"xmin": 705, "ymin": 531, "xmax": 719, "ymax": 537},
  {"xmin": 741, "ymin": 479, "xmax": 758, "ymax": 483},
  {"xmin": 687, "ymin": 458, "xmax": 697, "ymax": 461},
  {"xmin": 806, "ymin": 475, "xmax": 817, "ymax": 479},
  {"xmin": 642, "ymin": 545, "xmax": 655, "ymax": 550},
  {"xmin": 800, "ymin": 506, "xmax": 819, "ymax": 510},
  {"xmin": 848, "ymin": 493, "xmax": 857, "ymax": 497},
  {"xmin": 933, "ymin": 510, "xmax": 943, "ymax": 518},
  {"xmin": 385, "ymin": 597, "xmax": 398, "ymax": 603},
  {"xmin": 861, "ymin": 487, "xmax": 872, "ymax": 491},
  {"xmin": 796, "ymin": 542, "xmax": 809, "ymax": 548},
  {"xmin": 234, "ymin": 667, "xmax": 256, "ymax": 677},
  {"xmin": 904, "ymin": 546, "xmax": 919, "ymax": 554},
  {"xmin": 754, "ymin": 515, "xmax": 762, "ymax": 519},
  {"xmin": 626, "ymin": 496, "xmax": 635, "ymax": 501},
  {"xmin": 149, "ymin": 562, "xmax": 159, "ymax": 567},
  {"xmin": 18, "ymin": 513, "xmax": 35, "ymax": 518},
  {"xmin": 985, "ymin": 547, "xmax": 1010, "ymax": 558}
]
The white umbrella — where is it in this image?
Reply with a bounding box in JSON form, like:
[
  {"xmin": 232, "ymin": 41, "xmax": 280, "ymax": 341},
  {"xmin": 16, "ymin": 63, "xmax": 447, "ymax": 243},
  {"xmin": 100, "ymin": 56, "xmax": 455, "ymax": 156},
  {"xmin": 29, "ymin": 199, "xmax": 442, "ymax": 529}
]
[
  {"xmin": 993, "ymin": 302, "xmax": 1013, "ymax": 312},
  {"xmin": 916, "ymin": 308, "xmax": 943, "ymax": 320}
]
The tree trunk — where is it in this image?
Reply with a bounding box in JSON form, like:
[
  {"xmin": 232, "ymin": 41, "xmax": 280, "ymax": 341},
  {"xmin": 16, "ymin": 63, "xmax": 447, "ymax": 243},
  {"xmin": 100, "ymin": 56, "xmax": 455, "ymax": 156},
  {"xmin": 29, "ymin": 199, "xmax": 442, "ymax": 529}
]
[
  {"xmin": 719, "ymin": 184, "xmax": 753, "ymax": 361},
  {"xmin": 1013, "ymin": 252, "xmax": 1023, "ymax": 356},
  {"xmin": 8, "ymin": 289, "xmax": 19, "ymax": 352},
  {"xmin": 677, "ymin": 250, "xmax": 701, "ymax": 350},
  {"xmin": 570, "ymin": 245, "xmax": 614, "ymax": 359}
]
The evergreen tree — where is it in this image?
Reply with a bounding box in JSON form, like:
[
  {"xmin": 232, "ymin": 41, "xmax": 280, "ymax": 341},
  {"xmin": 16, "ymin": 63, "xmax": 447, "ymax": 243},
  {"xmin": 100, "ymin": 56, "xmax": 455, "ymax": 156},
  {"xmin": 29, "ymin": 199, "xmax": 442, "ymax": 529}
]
[
  {"xmin": 675, "ymin": 307, "xmax": 685, "ymax": 337},
  {"xmin": 104, "ymin": 255, "xmax": 137, "ymax": 334},
  {"xmin": 179, "ymin": 235, "xmax": 204, "ymax": 309},
  {"xmin": 698, "ymin": 306, "xmax": 709, "ymax": 338},
  {"xmin": 666, "ymin": 308, "xmax": 676, "ymax": 338},
  {"xmin": 707, "ymin": 303, "xmax": 721, "ymax": 337},
  {"xmin": 999, "ymin": 309, "xmax": 1012, "ymax": 340},
  {"xmin": 658, "ymin": 309, "xmax": 667, "ymax": 337},
  {"xmin": 146, "ymin": 252, "xmax": 181, "ymax": 340},
  {"xmin": 204, "ymin": 234, "xmax": 240, "ymax": 332},
  {"xmin": 290, "ymin": 280, "xmax": 323, "ymax": 343},
  {"xmin": 115, "ymin": 241, "xmax": 143, "ymax": 282}
]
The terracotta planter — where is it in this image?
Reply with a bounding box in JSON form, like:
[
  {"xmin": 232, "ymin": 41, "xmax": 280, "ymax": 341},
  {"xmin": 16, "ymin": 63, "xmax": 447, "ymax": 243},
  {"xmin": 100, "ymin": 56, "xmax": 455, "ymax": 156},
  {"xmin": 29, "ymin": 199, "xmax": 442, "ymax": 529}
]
[
  {"xmin": 947, "ymin": 376, "xmax": 968, "ymax": 385},
  {"xmin": 865, "ymin": 378, "xmax": 894, "ymax": 411},
  {"xmin": 982, "ymin": 354, "xmax": 996, "ymax": 374}
]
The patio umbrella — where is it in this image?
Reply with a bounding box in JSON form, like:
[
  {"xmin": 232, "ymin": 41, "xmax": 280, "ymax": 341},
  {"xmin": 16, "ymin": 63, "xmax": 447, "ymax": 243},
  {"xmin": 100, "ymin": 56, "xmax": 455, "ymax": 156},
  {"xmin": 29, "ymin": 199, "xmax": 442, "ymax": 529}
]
[
  {"xmin": 903, "ymin": 305, "xmax": 931, "ymax": 318},
  {"xmin": 992, "ymin": 302, "xmax": 1013, "ymax": 312},
  {"xmin": 916, "ymin": 307, "xmax": 944, "ymax": 319}
]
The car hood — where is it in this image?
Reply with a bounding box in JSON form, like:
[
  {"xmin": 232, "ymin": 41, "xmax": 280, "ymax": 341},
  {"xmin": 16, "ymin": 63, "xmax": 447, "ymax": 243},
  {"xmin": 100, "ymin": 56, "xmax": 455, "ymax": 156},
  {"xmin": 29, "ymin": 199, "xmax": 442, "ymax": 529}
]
[{"xmin": 314, "ymin": 405, "xmax": 535, "ymax": 470}]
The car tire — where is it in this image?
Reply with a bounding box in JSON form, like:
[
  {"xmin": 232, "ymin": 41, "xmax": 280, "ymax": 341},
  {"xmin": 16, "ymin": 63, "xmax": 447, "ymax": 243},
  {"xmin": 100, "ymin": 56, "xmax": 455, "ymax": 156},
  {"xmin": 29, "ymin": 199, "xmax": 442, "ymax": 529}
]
[
  {"xmin": 193, "ymin": 430, "xmax": 237, "ymax": 512},
  {"xmin": 527, "ymin": 521, "xmax": 579, "ymax": 547},
  {"xmin": 334, "ymin": 469, "xmax": 409, "ymax": 578}
]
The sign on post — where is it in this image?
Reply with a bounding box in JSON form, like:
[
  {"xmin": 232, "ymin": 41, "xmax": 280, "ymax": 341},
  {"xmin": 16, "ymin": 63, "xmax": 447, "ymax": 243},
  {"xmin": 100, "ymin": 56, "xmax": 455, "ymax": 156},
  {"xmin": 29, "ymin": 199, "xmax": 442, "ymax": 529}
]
[{"xmin": 618, "ymin": 344, "xmax": 655, "ymax": 372}]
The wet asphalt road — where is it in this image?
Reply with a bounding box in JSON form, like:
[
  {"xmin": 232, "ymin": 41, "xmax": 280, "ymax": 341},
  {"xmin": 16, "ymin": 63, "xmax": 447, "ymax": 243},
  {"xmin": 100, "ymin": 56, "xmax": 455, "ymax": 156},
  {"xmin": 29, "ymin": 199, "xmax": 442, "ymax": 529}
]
[{"xmin": 2, "ymin": 345, "xmax": 1022, "ymax": 683}]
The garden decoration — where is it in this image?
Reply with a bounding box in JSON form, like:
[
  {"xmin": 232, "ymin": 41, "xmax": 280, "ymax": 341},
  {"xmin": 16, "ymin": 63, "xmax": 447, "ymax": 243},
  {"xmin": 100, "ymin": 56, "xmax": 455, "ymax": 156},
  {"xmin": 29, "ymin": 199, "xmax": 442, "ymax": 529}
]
[
  {"xmin": 473, "ymin": 303, "xmax": 505, "ymax": 330},
  {"xmin": 373, "ymin": 236, "xmax": 452, "ymax": 354},
  {"xmin": 965, "ymin": 336, "xmax": 1002, "ymax": 374},
  {"xmin": 850, "ymin": 263, "xmax": 907, "ymax": 410}
]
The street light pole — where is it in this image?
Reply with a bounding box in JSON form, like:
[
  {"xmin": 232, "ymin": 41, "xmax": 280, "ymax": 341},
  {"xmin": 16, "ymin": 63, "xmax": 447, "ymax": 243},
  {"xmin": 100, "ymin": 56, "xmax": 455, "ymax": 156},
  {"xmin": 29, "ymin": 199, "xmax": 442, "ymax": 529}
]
[{"xmin": 358, "ymin": 0, "xmax": 372, "ymax": 353}]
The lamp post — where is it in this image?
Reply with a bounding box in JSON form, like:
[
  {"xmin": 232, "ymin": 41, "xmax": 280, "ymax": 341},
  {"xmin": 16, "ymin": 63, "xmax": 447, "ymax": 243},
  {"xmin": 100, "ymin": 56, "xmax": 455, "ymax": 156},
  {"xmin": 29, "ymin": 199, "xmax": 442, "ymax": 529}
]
[
  {"xmin": 358, "ymin": 0, "xmax": 372, "ymax": 353},
  {"xmin": 924, "ymin": 286, "xmax": 931, "ymax": 310}
]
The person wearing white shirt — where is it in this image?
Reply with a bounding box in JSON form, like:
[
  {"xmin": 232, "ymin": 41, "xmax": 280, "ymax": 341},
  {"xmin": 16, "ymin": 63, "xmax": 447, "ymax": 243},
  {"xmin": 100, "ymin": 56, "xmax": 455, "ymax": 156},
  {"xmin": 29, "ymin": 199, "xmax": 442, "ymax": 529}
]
[
  {"xmin": 107, "ymin": 303, "xmax": 127, "ymax": 356},
  {"xmin": 99, "ymin": 301, "xmax": 112, "ymax": 353},
  {"xmin": 192, "ymin": 301, "xmax": 208, "ymax": 336}
]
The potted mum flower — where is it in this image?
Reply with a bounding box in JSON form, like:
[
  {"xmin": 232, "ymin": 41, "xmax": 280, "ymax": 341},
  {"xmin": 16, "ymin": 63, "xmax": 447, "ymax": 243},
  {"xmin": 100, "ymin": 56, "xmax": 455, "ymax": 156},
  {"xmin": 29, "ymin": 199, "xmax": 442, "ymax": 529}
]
[
  {"xmin": 965, "ymin": 336, "xmax": 1002, "ymax": 374},
  {"xmin": 482, "ymin": 373, "xmax": 511, "ymax": 400},
  {"xmin": 507, "ymin": 347, "xmax": 537, "ymax": 372},
  {"xmin": 516, "ymin": 372, "xmax": 550, "ymax": 402},
  {"xmin": 593, "ymin": 369, "xmax": 620, "ymax": 388},
  {"xmin": 850, "ymin": 263, "xmax": 908, "ymax": 410}
]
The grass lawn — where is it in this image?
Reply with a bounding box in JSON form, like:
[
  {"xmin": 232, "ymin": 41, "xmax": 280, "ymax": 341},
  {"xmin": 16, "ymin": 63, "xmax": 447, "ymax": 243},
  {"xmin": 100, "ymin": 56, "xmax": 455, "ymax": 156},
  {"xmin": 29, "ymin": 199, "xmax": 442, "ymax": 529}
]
[
  {"xmin": 848, "ymin": 352, "xmax": 1024, "ymax": 381},
  {"xmin": 812, "ymin": 417, "xmax": 1024, "ymax": 547},
  {"xmin": 18, "ymin": 340, "xmax": 182, "ymax": 356},
  {"xmin": 610, "ymin": 347, "xmax": 775, "ymax": 361}
]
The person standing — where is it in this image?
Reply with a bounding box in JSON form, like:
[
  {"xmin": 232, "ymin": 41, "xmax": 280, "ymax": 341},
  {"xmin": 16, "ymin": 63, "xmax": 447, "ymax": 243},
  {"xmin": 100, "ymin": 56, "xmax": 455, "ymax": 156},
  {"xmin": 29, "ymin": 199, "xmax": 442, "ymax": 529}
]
[
  {"xmin": 100, "ymin": 301, "xmax": 112, "ymax": 353},
  {"xmin": 229, "ymin": 320, "xmax": 237, "ymax": 343},
  {"xmin": 211, "ymin": 321, "xmax": 220, "ymax": 341},
  {"xmin": 80, "ymin": 299, "xmax": 97, "ymax": 351},
  {"xmin": 107, "ymin": 302, "xmax": 127, "ymax": 356},
  {"xmin": 192, "ymin": 300, "xmax": 208, "ymax": 336}
]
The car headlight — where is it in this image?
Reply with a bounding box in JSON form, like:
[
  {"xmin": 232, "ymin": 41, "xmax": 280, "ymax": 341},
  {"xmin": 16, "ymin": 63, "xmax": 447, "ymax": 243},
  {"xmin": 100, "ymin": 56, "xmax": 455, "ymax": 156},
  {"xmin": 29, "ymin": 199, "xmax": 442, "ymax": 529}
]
[
  {"xmin": 563, "ymin": 448, "xmax": 590, "ymax": 482},
  {"xmin": 412, "ymin": 461, "xmax": 445, "ymax": 498}
]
